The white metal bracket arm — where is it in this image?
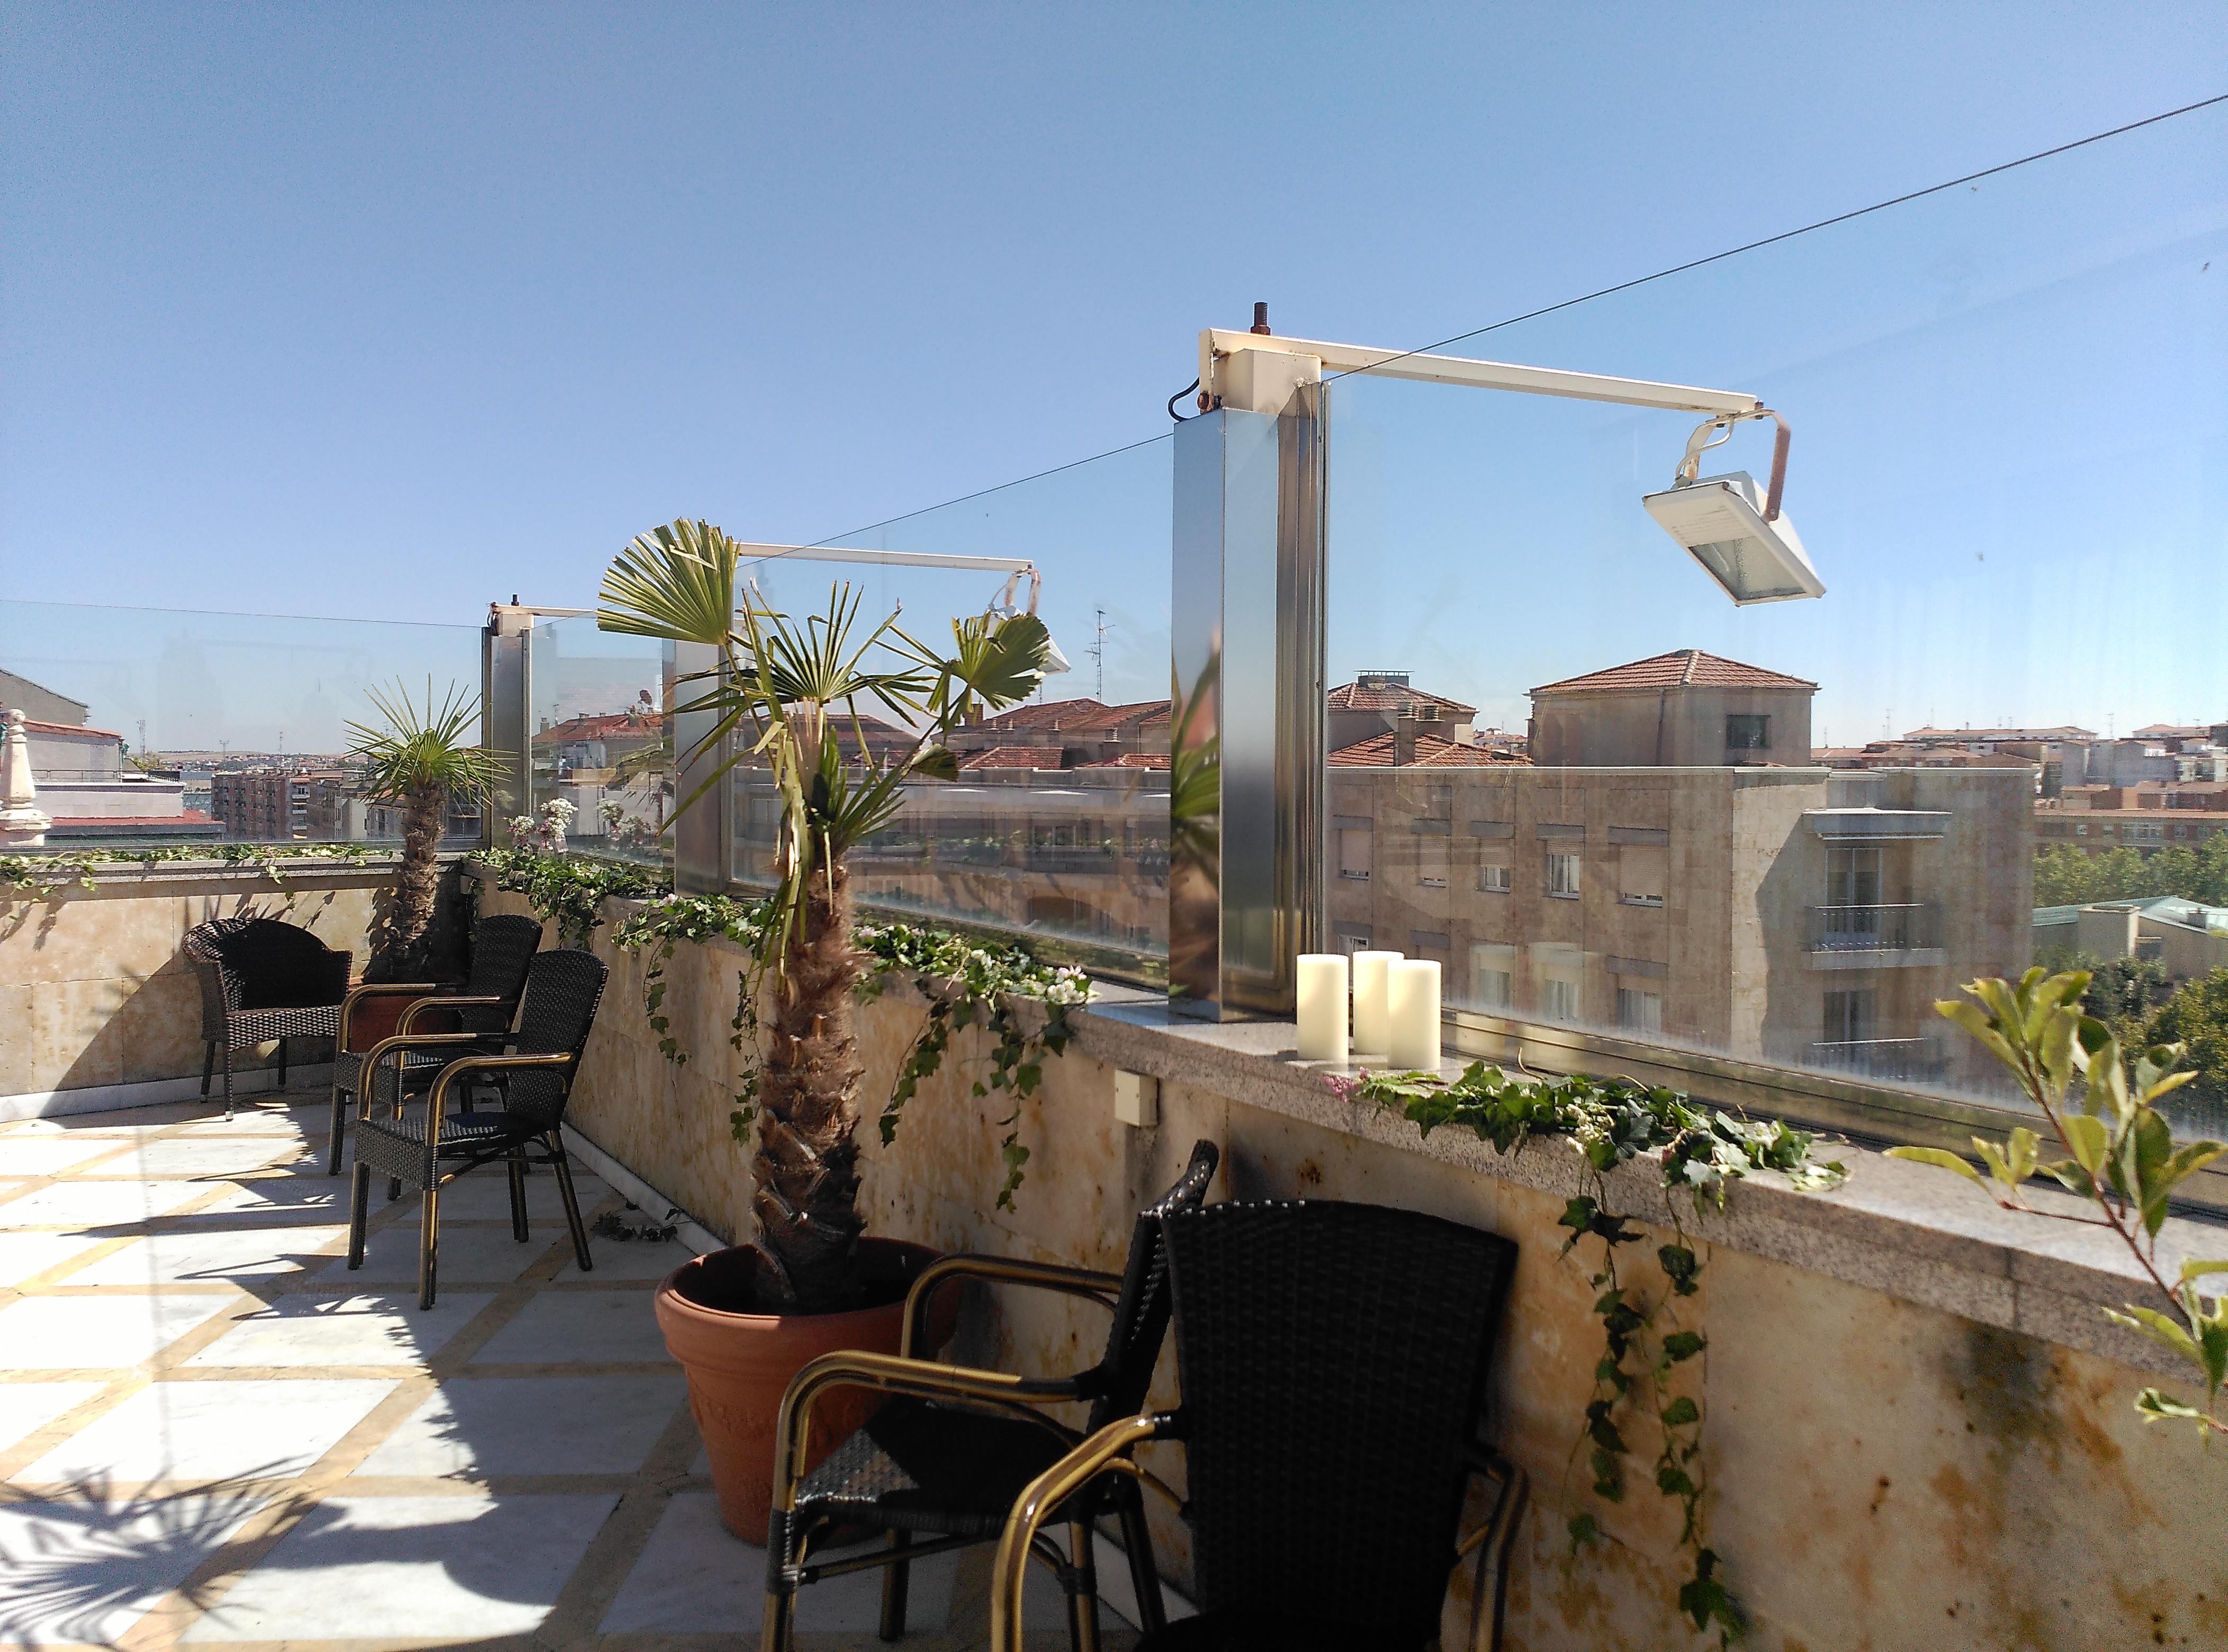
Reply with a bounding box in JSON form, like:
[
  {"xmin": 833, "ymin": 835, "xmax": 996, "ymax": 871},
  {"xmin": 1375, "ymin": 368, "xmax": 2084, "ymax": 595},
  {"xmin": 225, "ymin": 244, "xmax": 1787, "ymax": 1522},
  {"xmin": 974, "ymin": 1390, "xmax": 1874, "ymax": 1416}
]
[{"xmin": 1198, "ymin": 328, "xmax": 1765, "ymax": 416}]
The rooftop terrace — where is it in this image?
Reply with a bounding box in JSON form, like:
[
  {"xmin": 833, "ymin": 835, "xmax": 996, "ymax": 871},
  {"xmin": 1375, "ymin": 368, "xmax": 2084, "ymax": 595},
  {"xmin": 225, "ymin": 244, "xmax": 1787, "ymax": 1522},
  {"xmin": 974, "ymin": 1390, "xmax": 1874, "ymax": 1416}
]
[{"xmin": 0, "ymin": 1090, "xmax": 1131, "ymax": 1650}]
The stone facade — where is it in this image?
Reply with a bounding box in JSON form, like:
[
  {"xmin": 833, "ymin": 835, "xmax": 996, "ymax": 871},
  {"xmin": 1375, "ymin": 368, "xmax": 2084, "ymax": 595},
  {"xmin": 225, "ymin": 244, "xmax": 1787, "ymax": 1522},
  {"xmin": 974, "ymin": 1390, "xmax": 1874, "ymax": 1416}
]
[{"xmin": 0, "ymin": 860, "xmax": 419, "ymax": 1111}]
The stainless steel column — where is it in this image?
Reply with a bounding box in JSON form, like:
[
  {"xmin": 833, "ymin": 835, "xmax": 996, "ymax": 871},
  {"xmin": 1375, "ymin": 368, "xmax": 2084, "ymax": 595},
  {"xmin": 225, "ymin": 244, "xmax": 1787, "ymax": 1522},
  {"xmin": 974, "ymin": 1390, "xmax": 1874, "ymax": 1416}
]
[
  {"xmin": 1168, "ymin": 385, "xmax": 1326, "ymax": 1018},
  {"xmin": 480, "ymin": 607, "xmax": 529, "ymax": 849},
  {"xmin": 671, "ymin": 639, "xmax": 733, "ymax": 895}
]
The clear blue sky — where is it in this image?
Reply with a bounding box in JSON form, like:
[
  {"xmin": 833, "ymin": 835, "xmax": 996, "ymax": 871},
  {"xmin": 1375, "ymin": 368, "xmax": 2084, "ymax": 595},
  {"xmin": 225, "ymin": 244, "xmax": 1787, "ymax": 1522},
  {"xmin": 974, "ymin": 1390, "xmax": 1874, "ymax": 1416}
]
[{"xmin": 3, "ymin": 5, "xmax": 2224, "ymax": 744}]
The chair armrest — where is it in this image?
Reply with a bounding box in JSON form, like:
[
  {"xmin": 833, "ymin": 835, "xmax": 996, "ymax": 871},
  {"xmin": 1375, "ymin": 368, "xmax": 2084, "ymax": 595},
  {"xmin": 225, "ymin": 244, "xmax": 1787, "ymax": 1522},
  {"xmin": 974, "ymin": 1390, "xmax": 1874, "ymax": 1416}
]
[
  {"xmin": 340, "ymin": 982, "xmax": 442, "ymax": 1046},
  {"xmin": 399, "ymin": 994, "xmax": 507, "ymax": 1033},
  {"xmin": 902, "ymin": 1254, "xmax": 1122, "ymax": 1358},
  {"xmin": 991, "ymin": 1413, "xmax": 1171, "ymax": 1652},
  {"xmin": 769, "ymin": 1349, "xmax": 1084, "ymax": 1536}
]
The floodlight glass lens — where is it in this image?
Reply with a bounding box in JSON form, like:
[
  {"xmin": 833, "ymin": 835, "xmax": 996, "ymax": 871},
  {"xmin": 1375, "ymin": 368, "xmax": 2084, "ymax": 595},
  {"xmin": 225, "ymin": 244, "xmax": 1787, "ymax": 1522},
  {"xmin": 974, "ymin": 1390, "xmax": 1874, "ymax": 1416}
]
[{"xmin": 1688, "ymin": 538, "xmax": 1810, "ymax": 602}]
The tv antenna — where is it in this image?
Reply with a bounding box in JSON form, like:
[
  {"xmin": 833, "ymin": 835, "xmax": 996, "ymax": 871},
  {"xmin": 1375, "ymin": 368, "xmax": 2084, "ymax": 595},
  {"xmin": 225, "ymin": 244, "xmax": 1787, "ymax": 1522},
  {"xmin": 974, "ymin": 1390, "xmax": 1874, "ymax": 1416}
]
[{"xmin": 1088, "ymin": 607, "xmax": 1114, "ymax": 702}]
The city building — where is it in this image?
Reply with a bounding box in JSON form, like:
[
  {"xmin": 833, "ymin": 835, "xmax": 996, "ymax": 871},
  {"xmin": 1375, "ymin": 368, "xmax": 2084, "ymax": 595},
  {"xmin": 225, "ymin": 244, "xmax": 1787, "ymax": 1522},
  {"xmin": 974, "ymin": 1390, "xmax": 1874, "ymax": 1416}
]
[
  {"xmin": 1329, "ymin": 650, "xmax": 2033, "ymax": 1090},
  {"xmin": 2034, "ymin": 783, "xmax": 2228, "ymax": 855},
  {"xmin": 2034, "ymin": 895, "xmax": 2228, "ymax": 982},
  {"xmin": 1527, "ymin": 648, "xmax": 1816, "ymax": 767},
  {"xmin": 0, "ymin": 672, "xmax": 218, "ymax": 841}
]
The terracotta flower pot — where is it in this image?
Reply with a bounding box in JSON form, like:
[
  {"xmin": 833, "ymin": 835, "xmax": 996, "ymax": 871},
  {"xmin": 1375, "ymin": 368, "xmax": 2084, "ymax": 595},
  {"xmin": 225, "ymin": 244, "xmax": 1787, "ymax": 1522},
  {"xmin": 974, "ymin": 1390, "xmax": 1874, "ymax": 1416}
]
[
  {"xmin": 655, "ymin": 1237, "xmax": 959, "ymax": 1543},
  {"xmin": 345, "ymin": 994, "xmax": 462, "ymax": 1052}
]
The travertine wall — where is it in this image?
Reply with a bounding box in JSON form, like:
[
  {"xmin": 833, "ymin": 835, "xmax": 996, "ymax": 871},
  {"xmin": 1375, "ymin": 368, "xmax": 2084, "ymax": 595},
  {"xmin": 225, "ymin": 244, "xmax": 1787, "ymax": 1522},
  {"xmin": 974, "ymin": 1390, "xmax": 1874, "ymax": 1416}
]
[
  {"xmin": 0, "ymin": 863, "xmax": 418, "ymax": 1106},
  {"xmin": 473, "ymin": 872, "xmax": 2226, "ymax": 1651}
]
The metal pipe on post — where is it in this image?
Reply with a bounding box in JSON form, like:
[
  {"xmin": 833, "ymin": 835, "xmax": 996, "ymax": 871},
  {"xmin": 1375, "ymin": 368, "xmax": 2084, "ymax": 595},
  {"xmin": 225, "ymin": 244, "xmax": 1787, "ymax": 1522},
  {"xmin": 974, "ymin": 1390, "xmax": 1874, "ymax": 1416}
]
[
  {"xmin": 481, "ymin": 601, "xmax": 532, "ymax": 849},
  {"xmin": 670, "ymin": 639, "xmax": 733, "ymax": 895}
]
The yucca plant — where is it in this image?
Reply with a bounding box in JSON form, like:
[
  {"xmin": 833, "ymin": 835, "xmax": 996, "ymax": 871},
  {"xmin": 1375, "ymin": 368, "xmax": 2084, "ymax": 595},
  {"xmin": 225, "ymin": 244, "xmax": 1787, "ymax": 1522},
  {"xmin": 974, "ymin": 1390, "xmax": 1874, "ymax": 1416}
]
[
  {"xmin": 597, "ymin": 518, "xmax": 1056, "ymax": 1310},
  {"xmin": 347, "ymin": 679, "xmax": 504, "ymax": 980}
]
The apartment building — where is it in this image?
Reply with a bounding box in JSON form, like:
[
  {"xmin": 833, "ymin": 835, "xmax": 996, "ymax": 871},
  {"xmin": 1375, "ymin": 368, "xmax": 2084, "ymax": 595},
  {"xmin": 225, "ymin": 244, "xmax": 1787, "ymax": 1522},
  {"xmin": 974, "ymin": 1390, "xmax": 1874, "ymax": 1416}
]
[
  {"xmin": 2035, "ymin": 783, "xmax": 2228, "ymax": 854},
  {"xmin": 1328, "ymin": 650, "xmax": 2033, "ymax": 1092}
]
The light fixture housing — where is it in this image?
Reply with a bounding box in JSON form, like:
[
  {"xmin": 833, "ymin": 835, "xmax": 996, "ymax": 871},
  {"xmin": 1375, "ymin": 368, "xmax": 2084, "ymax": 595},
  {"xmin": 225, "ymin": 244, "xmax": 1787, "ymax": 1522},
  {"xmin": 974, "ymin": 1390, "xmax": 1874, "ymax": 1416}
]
[{"xmin": 1641, "ymin": 471, "xmax": 1826, "ymax": 605}]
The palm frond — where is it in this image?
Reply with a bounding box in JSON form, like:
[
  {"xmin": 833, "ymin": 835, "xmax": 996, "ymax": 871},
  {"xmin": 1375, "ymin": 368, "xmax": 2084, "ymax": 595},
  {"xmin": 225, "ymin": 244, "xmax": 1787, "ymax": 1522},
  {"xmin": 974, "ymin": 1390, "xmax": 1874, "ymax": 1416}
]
[{"xmin": 345, "ymin": 678, "xmax": 503, "ymax": 804}]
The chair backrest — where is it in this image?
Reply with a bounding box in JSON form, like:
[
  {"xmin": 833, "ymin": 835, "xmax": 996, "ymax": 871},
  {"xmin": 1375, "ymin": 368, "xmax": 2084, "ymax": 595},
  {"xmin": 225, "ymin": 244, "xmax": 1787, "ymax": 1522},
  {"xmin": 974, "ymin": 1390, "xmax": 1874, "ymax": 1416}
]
[
  {"xmin": 184, "ymin": 918, "xmax": 351, "ymax": 1017},
  {"xmin": 500, "ymin": 948, "xmax": 607, "ymax": 1130},
  {"xmin": 1081, "ymin": 1138, "xmax": 1220, "ymax": 1432},
  {"xmin": 457, "ymin": 914, "xmax": 544, "ymax": 1035},
  {"xmin": 1160, "ymin": 1199, "xmax": 1516, "ymax": 1645}
]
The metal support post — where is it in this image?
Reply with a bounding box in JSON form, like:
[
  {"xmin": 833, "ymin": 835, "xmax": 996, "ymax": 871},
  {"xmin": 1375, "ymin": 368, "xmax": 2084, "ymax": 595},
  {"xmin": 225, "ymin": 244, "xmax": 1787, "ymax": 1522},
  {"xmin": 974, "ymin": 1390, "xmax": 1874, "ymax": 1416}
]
[{"xmin": 1168, "ymin": 378, "xmax": 1326, "ymax": 1019}]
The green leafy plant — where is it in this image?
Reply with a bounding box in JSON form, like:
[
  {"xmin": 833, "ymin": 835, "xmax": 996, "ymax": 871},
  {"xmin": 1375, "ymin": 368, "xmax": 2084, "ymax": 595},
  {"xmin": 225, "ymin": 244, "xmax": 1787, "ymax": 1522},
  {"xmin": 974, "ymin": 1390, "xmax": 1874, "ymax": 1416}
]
[
  {"xmin": 1330, "ymin": 1061, "xmax": 1845, "ymax": 1645},
  {"xmin": 487, "ymin": 851, "xmax": 1088, "ymax": 1242},
  {"xmin": 2, "ymin": 841, "xmax": 382, "ymax": 899},
  {"xmin": 346, "ymin": 678, "xmax": 504, "ymax": 979},
  {"xmin": 1889, "ymin": 969, "xmax": 2228, "ymax": 1442},
  {"xmin": 595, "ymin": 518, "xmax": 1062, "ymax": 1311},
  {"xmin": 475, "ymin": 842, "xmax": 664, "ymax": 946}
]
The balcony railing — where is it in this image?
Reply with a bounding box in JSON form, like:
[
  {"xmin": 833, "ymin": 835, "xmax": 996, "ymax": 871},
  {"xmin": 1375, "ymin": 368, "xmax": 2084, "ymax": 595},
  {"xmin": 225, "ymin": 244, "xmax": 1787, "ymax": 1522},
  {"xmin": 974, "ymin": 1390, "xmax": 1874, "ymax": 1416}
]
[
  {"xmin": 1809, "ymin": 902, "xmax": 1940, "ymax": 953},
  {"xmin": 1809, "ymin": 1036, "xmax": 1948, "ymax": 1082}
]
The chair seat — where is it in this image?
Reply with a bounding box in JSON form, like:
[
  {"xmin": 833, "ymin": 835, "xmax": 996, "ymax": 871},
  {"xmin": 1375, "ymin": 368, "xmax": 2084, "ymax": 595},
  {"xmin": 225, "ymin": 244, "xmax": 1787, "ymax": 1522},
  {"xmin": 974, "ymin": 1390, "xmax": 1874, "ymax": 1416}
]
[
  {"xmin": 1136, "ymin": 1612, "xmax": 1423, "ymax": 1652},
  {"xmin": 794, "ymin": 1397, "xmax": 1078, "ymax": 1540},
  {"xmin": 358, "ymin": 1108, "xmax": 535, "ymax": 1152},
  {"xmin": 228, "ymin": 1003, "xmax": 343, "ymax": 1042},
  {"xmin": 334, "ymin": 1043, "xmax": 500, "ymax": 1090}
]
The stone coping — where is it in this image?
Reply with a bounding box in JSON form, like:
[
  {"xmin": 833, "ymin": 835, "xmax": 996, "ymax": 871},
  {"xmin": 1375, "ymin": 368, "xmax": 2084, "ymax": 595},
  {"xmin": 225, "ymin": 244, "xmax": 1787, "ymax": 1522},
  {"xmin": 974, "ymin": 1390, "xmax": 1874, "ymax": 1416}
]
[
  {"xmin": 454, "ymin": 870, "xmax": 2223, "ymax": 1382},
  {"xmin": 1066, "ymin": 988, "xmax": 2223, "ymax": 1382}
]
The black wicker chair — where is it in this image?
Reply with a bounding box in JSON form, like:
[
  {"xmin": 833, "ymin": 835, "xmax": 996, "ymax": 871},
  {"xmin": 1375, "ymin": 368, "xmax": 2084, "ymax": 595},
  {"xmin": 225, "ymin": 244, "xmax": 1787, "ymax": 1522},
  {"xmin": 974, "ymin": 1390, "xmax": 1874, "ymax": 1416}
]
[
  {"xmin": 184, "ymin": 917, "xmax": 353, "ymax": 1120},
  {"xmin": 345, "ymin": 947, "xmax": 607, "ymax": 1309},
  {"xmin": 763, "ymin": 1139, "xmax": 1222, "ymax": 1652},
  {"xmin": 326, "ymin": 913, "xmax": 544, "ymax": 1174},
  {"xmin": 989, "ymin": 1199, "xmax": 1526, "ymax": 1652}
]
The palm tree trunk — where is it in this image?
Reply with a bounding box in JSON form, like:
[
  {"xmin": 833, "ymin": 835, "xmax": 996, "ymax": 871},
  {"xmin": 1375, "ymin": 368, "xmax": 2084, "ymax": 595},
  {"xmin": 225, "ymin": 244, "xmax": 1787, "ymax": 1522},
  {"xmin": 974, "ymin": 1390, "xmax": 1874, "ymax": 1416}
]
[
  {"xmin": 751, "ymin": 852, "xmax": 866, "ymax": 1311},
  {"xmin": 391, "ymin": 784, "xmax": 445, "ymax": 977}
]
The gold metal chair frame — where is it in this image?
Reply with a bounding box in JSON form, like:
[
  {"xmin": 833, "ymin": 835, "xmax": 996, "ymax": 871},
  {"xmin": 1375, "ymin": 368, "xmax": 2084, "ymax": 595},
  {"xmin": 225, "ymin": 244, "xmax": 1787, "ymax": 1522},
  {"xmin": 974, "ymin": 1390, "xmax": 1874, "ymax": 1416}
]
[
  {"xmin": 347, "ymin": 1040, "xmax": 586, "ymax": 1307},
  {"xmin": 988, "ymin": 1416, "xmax": 1530, "ymax": 1652},
  {"xmin": 762, "ymin": 1253, "xmax": 1142, "ymax": 1652}
]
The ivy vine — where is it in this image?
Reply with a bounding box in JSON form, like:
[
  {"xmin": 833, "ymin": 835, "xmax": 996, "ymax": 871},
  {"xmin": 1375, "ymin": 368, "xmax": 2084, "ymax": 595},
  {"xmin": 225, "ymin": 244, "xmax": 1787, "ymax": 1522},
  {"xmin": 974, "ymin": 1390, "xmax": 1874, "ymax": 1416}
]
[
  {"xmin": 472, "ymin": 846, "xmax": 666, "ymax": 945},
  {"xmin": 857, "ymin": 919, "xmax": 1089, "ymax": 1210},
  {"xmin": 1329, "ymin": 1061, "xmax": 1845, "ymax": 1646},
  {"xmin": 2, "ymin": 841, "xmax": 385, "ymax": 897},
  {"xmin": 480, "ymin": 851, "xmax": 1089, "ymax": 1209}
]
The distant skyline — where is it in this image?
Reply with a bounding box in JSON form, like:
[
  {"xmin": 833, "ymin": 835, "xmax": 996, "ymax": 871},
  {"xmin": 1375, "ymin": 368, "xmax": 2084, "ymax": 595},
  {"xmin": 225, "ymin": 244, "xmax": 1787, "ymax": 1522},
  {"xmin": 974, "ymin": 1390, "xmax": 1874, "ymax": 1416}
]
[{"xmin": 4, "ymin": 7, "xmax": 2224, "ymax": 742}]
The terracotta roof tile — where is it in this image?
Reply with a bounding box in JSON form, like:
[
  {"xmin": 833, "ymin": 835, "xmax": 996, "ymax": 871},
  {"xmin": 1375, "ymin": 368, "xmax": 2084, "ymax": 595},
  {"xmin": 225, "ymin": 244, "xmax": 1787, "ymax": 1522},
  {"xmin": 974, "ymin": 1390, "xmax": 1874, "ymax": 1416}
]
[
  {"xmin": 534, "ymin": 712, "xmax": 663, "ymax": 744},
  {"xmin": 957, "ymin": 745, "xmax": 1068, "ymax": 771},
  {"xmin": 972, "ymin": 698, "xmax": 1107, "ymax": 733},
  {"xmin": 21, "ymin": 719, "xmax": 124, "ymax": 740},
  {"xmin": 1074, "ymin": 752, "xmax": 1171, "ymax": 770},
  {"xmin": 1326, "ymin": 732, "xmax": 1520, "ymax": 768},
  {"xmin": 1531, "ymin": 649, "xmax": 1815, "ymax": 696},
  {"xmin": 1326, "ymin": 681, "xmax": 1476, "ymax": 715}
]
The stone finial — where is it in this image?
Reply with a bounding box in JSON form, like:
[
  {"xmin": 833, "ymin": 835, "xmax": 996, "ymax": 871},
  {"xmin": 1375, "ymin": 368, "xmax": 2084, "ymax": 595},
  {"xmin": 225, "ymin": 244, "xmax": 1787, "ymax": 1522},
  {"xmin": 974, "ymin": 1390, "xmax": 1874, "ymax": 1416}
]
[{"xmin": 1, "ymin": 707, "xmax": 53, "ymax": 847}]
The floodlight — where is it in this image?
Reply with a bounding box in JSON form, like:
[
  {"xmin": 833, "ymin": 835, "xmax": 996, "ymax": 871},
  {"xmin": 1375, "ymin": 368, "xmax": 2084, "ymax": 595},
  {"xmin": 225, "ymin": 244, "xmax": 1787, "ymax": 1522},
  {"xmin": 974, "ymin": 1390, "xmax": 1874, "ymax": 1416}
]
[{"xmin": 1641, "ymin": 411, "xmax": 1825, "ymax": 605}]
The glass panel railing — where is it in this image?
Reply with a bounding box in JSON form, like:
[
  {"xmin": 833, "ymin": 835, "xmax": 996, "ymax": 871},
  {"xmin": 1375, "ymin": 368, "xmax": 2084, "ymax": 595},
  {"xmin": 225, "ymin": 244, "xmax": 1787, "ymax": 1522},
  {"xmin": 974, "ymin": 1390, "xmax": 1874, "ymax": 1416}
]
[
  {"xmin": 0, "ymin": 598, "xmax": 483, "ymax": 852},
  {"xmin": 524, "ymin": 613, "xmax": 671, "ymax": 870},
  {"xmin": 734, "ymin": 438, "xmax": 1173, "ymax": 979},
  {"xmin": 1320, "ymin": 101, "xmax": 2227, "ymax": 1137}
]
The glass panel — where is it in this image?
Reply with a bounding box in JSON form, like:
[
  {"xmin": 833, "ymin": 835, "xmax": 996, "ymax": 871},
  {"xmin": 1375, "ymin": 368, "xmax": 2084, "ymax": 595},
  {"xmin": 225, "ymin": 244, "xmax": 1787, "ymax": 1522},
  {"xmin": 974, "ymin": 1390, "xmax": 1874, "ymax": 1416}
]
[
  {"xmin": 1322, "ymin": 102, "xmax": 2227, "ymax": 1136},
  {"xmin": 733, "ymin": 439, "xmax": 1173, "ymax": 980},
  {"xmin": 0, "ymin": 598, "xmax": 481, "ymax": 851},
  {"xmin": 524, "ymin": 614, "xmax": 671, "ymax": 869}
]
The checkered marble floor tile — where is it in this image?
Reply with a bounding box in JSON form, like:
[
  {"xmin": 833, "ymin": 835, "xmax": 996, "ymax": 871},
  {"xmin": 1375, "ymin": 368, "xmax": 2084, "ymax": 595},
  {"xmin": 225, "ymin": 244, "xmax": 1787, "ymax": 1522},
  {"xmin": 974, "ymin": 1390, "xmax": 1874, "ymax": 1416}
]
[{"xmin": 0, "ymin": 1091, "xmax": 1136, "ymax": 1650}]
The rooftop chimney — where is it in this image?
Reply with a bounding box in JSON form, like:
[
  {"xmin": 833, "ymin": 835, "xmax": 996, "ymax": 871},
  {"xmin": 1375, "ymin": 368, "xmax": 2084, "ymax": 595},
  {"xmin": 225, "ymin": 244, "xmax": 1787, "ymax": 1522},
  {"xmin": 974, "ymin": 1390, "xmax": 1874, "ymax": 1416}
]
[{"xmin": 1251, "ymin": 302, "xmax": 1271, "ymax": 335}]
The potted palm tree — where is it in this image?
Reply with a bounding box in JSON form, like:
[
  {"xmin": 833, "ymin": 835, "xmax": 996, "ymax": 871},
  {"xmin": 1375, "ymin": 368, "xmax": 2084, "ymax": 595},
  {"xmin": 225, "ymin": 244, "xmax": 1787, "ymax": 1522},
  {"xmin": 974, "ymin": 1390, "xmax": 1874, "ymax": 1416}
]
[
  {"xmin": 596, "ymin": 518, "xmax": 1058, "ymax": 1537},
  {"xmin": 344, "ymin": 680, "xmax": 504, "ymax": 1045}
]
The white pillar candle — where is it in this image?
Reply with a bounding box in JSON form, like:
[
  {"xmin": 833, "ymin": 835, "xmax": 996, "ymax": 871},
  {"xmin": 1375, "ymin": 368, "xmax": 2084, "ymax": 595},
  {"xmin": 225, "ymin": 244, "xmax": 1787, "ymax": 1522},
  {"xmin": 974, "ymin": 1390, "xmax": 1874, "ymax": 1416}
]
[
  {"xmin": 1387, "ymin": 958, "xmax": 1443, "ymax": 1071},
  {"xmin": 1350, "ymin": 950, "xmax": 1403, "ymax": 1057},
  {"xmin": 1295, "ymin": 953, "xmax": 1349, "ymax": 1063}
]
